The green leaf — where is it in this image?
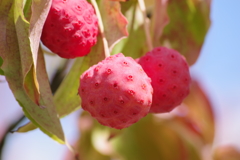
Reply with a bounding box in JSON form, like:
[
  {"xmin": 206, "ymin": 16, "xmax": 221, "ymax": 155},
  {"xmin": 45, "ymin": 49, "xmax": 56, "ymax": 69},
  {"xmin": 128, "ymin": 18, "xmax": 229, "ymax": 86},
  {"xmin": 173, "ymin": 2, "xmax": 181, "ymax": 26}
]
[
  {"xmin": 24, "ymin": 65, "xmax": 40, "ymax": 105},
  {"xmin": 17, "ymin": 121, "xmax": 38, "ymax": 132},
  {"xmin": 0, "ymin": 0, "xmax": 65, "ymax": 143},
  {"xmin": 17, "ymin": 35, "xmax": 105, "ymax": 132},
  {"xmin": 0, "ymin": 0, "xmax": 13, "ymax": 75},
  {"xmin": 112, "ymin": 2, "xmax": 148, "ymax": 59},
  {"xmin": 74, "ymin": 112, "xmax": 201, "ymax": 160},
  {"xmin": 14, "ymin": 47, "xmax": 65, "ymax": 143},
  {"xmin": 15, "ymin": 0, "xmax": 40, "ymax": 103},
  {"xmin": 36, "ymin": 47, "xmax": 65, "ymax": 143},
  {"xmin": 120, "ymin": 25, "xmax": 147, "ymax": 58},
  {"xmin": 99, "ymin": 0, "xmax": 129, "ymax": 51},
  {"xmin": 52, "ymin": 36, "xmax": 106, "ymax": 117},
  {"xmin": 160, "ymin": 0, "xmax": 211, "ymax": 65},
  {"xmin": 23, "ymin": 0, "xmax": 32, "ymax": 21},
  {"xmin": 0, "ymin": 56, "xmax": 4, "ymax": 75},
  {"xmin": 110, "ymin": 115, "xmax": 201, "ymax": 160}
]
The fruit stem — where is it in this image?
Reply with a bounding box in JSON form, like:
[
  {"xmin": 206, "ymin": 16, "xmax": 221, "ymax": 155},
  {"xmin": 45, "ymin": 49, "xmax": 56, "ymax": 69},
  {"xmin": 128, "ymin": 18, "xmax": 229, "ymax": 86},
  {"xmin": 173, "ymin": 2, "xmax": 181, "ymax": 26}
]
[
  {"xmin": 90, "ymin": 0, "xmax": 110, "ymax": 58},
  {"xmin": 137, "ymin": 0, "xmax": 153, "ymax": 51},
  {"xmin": 65, "ymin": 139, "xmax": 79, "ymax": 159}
]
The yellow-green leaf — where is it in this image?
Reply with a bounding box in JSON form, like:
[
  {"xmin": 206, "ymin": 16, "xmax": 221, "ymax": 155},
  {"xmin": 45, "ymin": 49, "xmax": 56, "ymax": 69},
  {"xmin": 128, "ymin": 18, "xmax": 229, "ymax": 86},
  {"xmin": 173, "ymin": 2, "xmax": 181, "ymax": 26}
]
[
  {"xmin": 112, "ymin": 2, "xmax": 148, "ymax": 59},
  {"xmin": 0, "ymin": 0, "xmax": 65, "ymax": 143},
  {"xmin": 160, "ymin": 0, "xmax": 211, "ymax": 65},
  {"xmin": 0, "ymin": 56, "xmax": 4, "ymax": 75}
]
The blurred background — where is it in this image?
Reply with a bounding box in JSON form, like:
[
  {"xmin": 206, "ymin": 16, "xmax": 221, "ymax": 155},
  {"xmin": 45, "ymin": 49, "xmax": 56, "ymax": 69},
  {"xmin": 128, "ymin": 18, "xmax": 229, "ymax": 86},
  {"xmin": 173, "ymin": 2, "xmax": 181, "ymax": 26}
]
[{"xmin": 0, "ymin": 0, "xmax": 240, "ymax": 159}]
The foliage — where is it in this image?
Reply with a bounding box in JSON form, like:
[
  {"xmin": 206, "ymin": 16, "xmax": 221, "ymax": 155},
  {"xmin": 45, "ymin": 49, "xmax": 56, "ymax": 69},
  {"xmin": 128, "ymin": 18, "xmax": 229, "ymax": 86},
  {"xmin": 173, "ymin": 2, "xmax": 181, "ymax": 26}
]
[{"xmin": 1, "ymin": 0, "xmax": 239, "ymax": 159}]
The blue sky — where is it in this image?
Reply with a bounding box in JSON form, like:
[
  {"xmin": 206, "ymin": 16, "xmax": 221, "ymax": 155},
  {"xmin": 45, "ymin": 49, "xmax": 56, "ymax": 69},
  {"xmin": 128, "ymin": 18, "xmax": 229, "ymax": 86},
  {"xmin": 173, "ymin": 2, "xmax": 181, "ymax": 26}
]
[
  {"xmin": 1, "ymin": 0, "xmax": 240, "ymax": 159},
  {"xmin": 192, "ymin": 0, "xmax": 240, "ymax": 94},
  {"xmin": 190, "ymin": 0, "xmax": 240, "ymax": 148}
]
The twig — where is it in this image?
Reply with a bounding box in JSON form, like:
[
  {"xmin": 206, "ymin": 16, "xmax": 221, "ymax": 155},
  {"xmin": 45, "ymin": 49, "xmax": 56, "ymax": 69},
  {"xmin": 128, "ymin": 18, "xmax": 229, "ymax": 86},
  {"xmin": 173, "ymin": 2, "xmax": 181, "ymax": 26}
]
[
  {"xmin": 90, "ymin": 0, "xmax": 110, "ymax": 58},
  {"xmin": 138, "ymin": 0, "xmax": 153, "ymax": 51},
  {"xmin": 0, "ymin": 115, "xmax": 26, "ymax": 159},
  {"xmin": 65, "ymin": 139, "xmax": 79, "ymax": 160}
]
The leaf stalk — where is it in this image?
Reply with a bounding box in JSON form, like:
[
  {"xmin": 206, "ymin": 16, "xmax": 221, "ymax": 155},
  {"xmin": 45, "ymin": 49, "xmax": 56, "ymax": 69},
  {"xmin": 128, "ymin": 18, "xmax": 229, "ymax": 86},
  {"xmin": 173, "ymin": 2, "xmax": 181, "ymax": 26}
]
[
  {"xmin": 90, "ymin": 0, "xmax": 110, "ymax": 58},
  {"xmin": 138, "ymin": 0, "xmax": 154, "ymax": 51}
]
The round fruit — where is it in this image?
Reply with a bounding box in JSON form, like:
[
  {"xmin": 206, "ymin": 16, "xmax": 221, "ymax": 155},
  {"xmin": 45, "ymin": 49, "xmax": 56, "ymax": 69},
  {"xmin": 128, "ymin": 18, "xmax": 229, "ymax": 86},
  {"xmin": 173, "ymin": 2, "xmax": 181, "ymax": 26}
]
[
  {"xmin": 79, "ymin": 53, "xmax": 153, "ymax": 129},
  {"xmin": 137, "ymin": 47, "xmax": 191, "ymax": 113},
  {"xmin": 41, "ymin": 0, "xmax": 98, "ymax": 59}
]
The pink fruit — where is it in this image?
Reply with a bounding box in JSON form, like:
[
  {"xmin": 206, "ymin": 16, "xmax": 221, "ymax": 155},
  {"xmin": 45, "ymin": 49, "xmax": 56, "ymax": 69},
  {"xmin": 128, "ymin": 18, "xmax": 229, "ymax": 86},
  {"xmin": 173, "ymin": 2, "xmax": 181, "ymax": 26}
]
[
  {"xmin": 79, "ymin": 53, "xmax": 153, "ymax": 129},
  {"xmin": 41, "ymin": 0, "xmax": 98, "ymax": 59},
  {"xmin": 137, "ymin": 47, "xmax": 191, "ymax": 113}
]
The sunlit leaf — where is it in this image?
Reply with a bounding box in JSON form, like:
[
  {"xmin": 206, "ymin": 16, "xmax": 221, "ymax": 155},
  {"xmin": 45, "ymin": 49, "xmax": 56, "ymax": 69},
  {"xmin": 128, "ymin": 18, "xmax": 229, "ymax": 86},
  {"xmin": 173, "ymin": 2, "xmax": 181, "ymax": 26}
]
[
  {"xmin": 160, "ymin": 0, "xmax": 211, "ymax": 65},
  {"xmin": 0, "ymin": 0, "xmax": 65, "ymax": 143},
  {"xmin": 114, "ymin": 25, "xmax": 147, "ymax": 58},
  {"xmin": 17, "ymin": 121, "xmax": 38, "ymax": 132},
  {"xmin": 24, "ymin": 65, "xmax": 40, "ymax": 105},
  {"xmin": 0, "ymin": 56, "xmax": 4, "ymax": 75},
  {"xmin": 144, "ymin": 0, "xmax": 154, "ymax": 8},
  {"xmin": 12, "ymin": 46, "xmax": 65, "ymax": 143},
  {"xmin": 29, "ymin": 0, "xmax": 52, "ymax": 78},
  {"xmin": 0, "ymin": 0, "xmax": 13, "ymax": 74},
  {"xmin": 120, "ymin": 0, "xmax": 137, "ymax": 14},
  {"xmin": 99, "ymin": 0, "xmax": 129, "ymax": 51},
  {"xmin": 14, "ymin": 0, "xmax": 40, "ymax": 103},
  {"xmin": 35, "ymin": 47, "xmax": 65, "ymax": 143},
  {"xmin": 23, "ymin": 0, "xmax": 32, "ymax": 21},
  {"xmin": 112, "ymin": 2, "xmax": 148, "ymax": 59}
]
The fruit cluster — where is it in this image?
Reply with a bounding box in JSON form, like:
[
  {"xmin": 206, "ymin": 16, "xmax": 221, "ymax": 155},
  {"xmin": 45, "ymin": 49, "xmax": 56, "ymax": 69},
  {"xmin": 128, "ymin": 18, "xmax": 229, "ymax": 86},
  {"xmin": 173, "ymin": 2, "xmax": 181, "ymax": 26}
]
[
  {"xmin": 79, "ymin": 47, "xmax": 191, "ymax": 129},
  {"xmin": 41, "ymin": 0, "xmax": 191, "ymax": 129}
]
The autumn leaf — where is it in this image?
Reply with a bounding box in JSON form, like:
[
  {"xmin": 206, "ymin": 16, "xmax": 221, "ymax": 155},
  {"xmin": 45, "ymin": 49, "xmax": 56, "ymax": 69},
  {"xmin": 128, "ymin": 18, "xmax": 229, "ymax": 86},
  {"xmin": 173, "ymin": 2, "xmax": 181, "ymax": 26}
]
[
  {"xmin": 183, "ymin": 80, "xmax": 215, "ymax": 144},
  {"xmin": 14, "ymin": 0, "xmax": 40, "ymax": 104},
  {"xmin": 99, "ymin": 0, "xmax": 129, "ymax": 51},
  {"xmin": 213, "ymin": 145, "xmax": 240, "ymax": 160},
  {"xmin": 28, "ymin": 0, "xmax": 52, "ymax": 90},
  {"xmin": 150, "ymin": 0, "xmax": 169, "ymax": 47},
  {"xmin": 0, "ymin": 0, "xmax": 65, "ymax": 143}
]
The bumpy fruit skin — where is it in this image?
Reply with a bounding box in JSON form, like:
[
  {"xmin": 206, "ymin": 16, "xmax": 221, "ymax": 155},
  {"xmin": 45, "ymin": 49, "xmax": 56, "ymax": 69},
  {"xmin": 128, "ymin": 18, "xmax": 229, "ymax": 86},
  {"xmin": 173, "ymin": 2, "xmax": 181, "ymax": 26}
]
[
  {"xmin": 79, "ymin": 53, "xmax": 153, "ymax": 129},
  {"xmin": 138, "ymin": 47, "xmax": 191, "ymax": 113},
  {"xmin": 41, "ymin": 0, "xmax": 98, "ymax": 59}
]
